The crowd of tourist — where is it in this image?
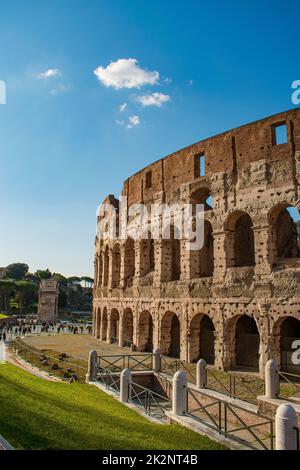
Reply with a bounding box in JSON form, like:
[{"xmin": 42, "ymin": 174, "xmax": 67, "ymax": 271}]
[{"xmin": 0, "ymin": 319, "xmax": 92, "ymax": 342}]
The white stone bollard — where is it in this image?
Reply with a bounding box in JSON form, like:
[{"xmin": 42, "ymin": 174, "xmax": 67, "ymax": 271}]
[
  {"xmin": 196, "ymin": 359, "xmax": 207, "ymax": 389},
  {"xmin": 153, "ymin": 348, "xmax": 161, "ymax": 372},
  {"xmin": 120, "ymin": 368, "xmax": 131, "ymax": 403},
  {"xmin": 86, "ymin": 350, "xmax": 98, "ymax": 383},
  {"xmin": 275, "ymin": 404, "xmax": 298, "ymax": 450},
  {"xmin": 172, "ymin": 370, "xmax": 187, "ymax": 416},
  {"xmin": 265, "ymin": 359, "xmax": 279, "ymax": 398}
]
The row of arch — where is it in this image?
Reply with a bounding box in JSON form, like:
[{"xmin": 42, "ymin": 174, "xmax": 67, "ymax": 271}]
[
  {"xmin": 96, "ymin": 203, "xmax": 299, "ymax": 286},
  {"xmin": 94, "ymin": 307, "xmax": 300, "ymax": 373}
]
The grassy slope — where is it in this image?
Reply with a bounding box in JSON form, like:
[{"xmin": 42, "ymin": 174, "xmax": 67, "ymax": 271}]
[{"xmin": 0, "ymin": 364, "xmax": 226, "ymax": 450}]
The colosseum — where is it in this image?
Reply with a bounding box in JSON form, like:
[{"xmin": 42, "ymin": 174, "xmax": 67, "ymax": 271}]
[{"xmin": 93, "ymin": 108, "xmax": 300, "ymax": 376}]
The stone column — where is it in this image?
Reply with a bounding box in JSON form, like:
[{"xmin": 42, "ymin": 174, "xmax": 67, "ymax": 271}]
[
  {"xmin": 172, "ymin": 370, "xmax": 187, "ymax": 416},
  {"xmin": 107, "ymin": 315, "xmax": 112, "ymax": 344},
  {"xmin": 99, "ymin": 312, "xmax": 103, "ymax": 341},
  {"xmin": 119, "ymin": 248, "xmax": 126, "ymax": 288},
  {"xmin": 86, "ymin": 350, "xmax": 98, "ymax": 383},
  {"xmin": 120, "ymin": 368, "xmax": 131, "ymax": 403},
  {"xmin": 153, "ymin": 348, "xmax": 161, "ymax": 372},
  {"xmin": 275, "ymin": 404, "xmax": 298, "ymax": 450},
  {"xmin": 118, "ymin": 314, "xmax": 124, "ymax": 347},
  {"xmin": 107, "ymin": 251, "xmax": 113, "ymax": 289},
  {"xmin": 179, "ymin": 239, "xmax": 190, "ymax": 281},
  {"xmin": 265, "ymin": 359, "xmax": 279, "ymax": 398},
  {"xmin": 253, "ymin": 225, "xmax": 273, "ymax": 277},
  {"xmin": 180, "ymin": 303, "xmax": 189, "ymax": 362},
  {"xmin": 196, "ymin": 359, "xmax": 207, "ymax": 389},
  {"xmin": 213, "ymin": 230, "xmax": 229, "ymax": 282}
]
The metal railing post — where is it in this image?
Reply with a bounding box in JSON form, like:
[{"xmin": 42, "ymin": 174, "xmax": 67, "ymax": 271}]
[
  {"xmin": 172, "ymin": 371, "xmax": 187, "ymax": 416},
  {"xmin": 196, "ymin": 359, "xmax": 207, "ymax": 388},
  {"xmin": 265, "ymin": 359, "xmax": 279, "ymax": 398},
  {"xmin": 120, "ymin": 368, "xmax": 131, "ymax": 403},
  {"xmin": 153, "ymin": 348, "xmax": 161, "ymax": 372},
  {"xmin": 86, "ymin": 350, "xmax": 98, "ymax": 383},
  {"xmin": 275, "ymin": 404, "xmax": 298, "ymax": 450}
]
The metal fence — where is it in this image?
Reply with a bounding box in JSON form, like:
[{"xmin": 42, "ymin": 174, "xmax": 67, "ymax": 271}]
[
  {"xmin": 160, "ymin": 355, "xmax": 264, "ymax": 404},
  {"xmin": 129, "ymin": 380, "xmax": 172, "ymax": 420},
  {"xmin": 96, "ymin": 366, "xmax": 121, "ymax": 393},
  {"xmin": 186, "ymin": 386, "xmax": 274, "ymax": 450},
  {"xmin": 279, "ymin": 370, "xmax": 300, "ymax": 399},
  {"xmin": 12, "ymin": 339, "xmax": 87, "ymax": 382},
  {"xmin": 97, "ymin": 353, "xmax": 154, "ymax": 373},
  {"xmin": 206, "ymin": 368, "xmax": 265, "ymax": 404},
  {"xmin": 161, "ymin": 356, "xmax": 196, "ymax": 383}
]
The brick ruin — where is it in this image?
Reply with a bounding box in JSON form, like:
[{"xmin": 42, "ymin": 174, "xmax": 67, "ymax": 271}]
[{"xmin": 93, "ymin": 108, "xmax": 300, "ymax": 376}]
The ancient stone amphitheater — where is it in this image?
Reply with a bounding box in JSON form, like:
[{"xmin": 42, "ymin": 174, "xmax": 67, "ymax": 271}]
[{"xmin": 93, "ymin": 108, "xmax": 300, "ymax": 376}]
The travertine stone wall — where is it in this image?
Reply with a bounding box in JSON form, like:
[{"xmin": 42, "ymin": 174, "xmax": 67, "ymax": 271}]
[{"xmin": 93, "ymin": 109, "xmax": 300, "ymax": 376}]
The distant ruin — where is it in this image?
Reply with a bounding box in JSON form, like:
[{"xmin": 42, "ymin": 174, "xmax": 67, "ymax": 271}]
[{"xmin": 38, "ymin": 279, "xmax": 59, "ymax": 321}]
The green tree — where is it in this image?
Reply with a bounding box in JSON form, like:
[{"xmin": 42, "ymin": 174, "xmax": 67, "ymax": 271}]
[
  {"xmin": 81, "ymin": 276, "xmax": 94, "ymax": 288},
  {"xmin": 52, "ymin": 273, "xmax": 67, "ymax": 285},
  {"xmin": 24, "ymin": 273, "xmax": 39, "ymax": 284},
  {"xmin": 4, "ymin": 263, "xmax": 29, "ymax": 281},
  {"xmin": 35, "ymin": 269, "xmax": 52, "ymax": 280},
  {"xmin": 15, "ymin": 281, "xmax": 38, "ymax": 315},
  {"xmin": 67, "ymin": 276, "xmax": 81, "ymax": 285},
  {"xmin": 0, "ymin": 280, "xmax": 16, "ymax": 314}
]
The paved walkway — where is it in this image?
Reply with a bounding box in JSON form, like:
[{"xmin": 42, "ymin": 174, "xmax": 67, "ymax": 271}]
[{"xmin": 22, "ymin": 334, "xmax": 136, "ymax": 361}]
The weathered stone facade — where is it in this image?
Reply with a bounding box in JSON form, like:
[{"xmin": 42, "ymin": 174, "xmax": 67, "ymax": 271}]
[
  {"xmin": 93, "ymin": 109, "xmax": 300, "ymax": 376},
  {"xmin": 38, "ymin": 279, "xmax": 59, "ymax": 321}
]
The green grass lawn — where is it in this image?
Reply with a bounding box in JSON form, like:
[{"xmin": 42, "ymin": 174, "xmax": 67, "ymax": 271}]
[{"xmin": 0, "ymin": 363, "xmax": 227, "ymax": 450}]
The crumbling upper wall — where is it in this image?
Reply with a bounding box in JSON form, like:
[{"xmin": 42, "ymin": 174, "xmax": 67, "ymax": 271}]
[{"xmin": 117, "ymin": 108, "xmax": 300, "ymax": 206}]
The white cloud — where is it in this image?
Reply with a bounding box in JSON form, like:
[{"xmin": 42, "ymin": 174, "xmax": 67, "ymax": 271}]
[
  {"xmin": 188, "ymin": 79, "xmax": 194, "ymax": 86},
  {"xmin": 50, "ymin": 84, "xmax": 70, "ymax": 96},
  {"xmin": 116, "ymin": 119, "xmax": 125, "ymax": 126},
  {"xmin": 93, "ymin": 58, "xmax": 159, "ymax": 89},
  {"xmin": 38, "ymin": 68, "xmax": 61, "ymax": 79},
  {"xmin": 136, "ymin": 92, "xmax": 170, "ymax": 107},
  {"xmin": 119, "ymin": 102, "xmax": 127, "ymax": 112},
  {"xmin": 127, "ymin": 115, "xmax": 140, "ymax": 129}
]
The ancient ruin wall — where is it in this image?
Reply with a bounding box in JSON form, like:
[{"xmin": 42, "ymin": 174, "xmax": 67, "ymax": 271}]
[{"xmin": 93, "ymin": 108, "xmax": 300, "ymax": 375}]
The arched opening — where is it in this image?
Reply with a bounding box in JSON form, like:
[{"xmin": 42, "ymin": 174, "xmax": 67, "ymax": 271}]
[
  {"xmin": 189, "ymin": 314, "xmax": 215, "ymax": 364},
  {"xmin": 124, "ymin": 238, "xmax": 135, "ymax": 287},
  {"xmin": 270, "ymin": 205, "xmax": 300, "ymax": 263},
  {"xmin": 235, "ymin": 315, "xmax": 259, "ymax": 370},
  {"xmin": 226, "ymin": 212, "xmax": 255, "ymax": 267},
  {"xmin": 96, "ymin": 307, "xmax": 101, "ymax": 339},
  {"xmin": 103, "ymin": 246, "xmax": 109, "ymax": 286},
  {"xmin": 138, "ymin": 310, "xmax": 154, "ymax": 352},
  {"xmin": 161, "ymin": 224, "xmax": 181, "ymax": 281},
  {"xmin": 110, "ymin": 309, "xmax": 119, "ymax": 344},
  {"xmin": 122, "ymin": 308, "xmax": 133, "ymax": 347},
  {"xmin": 190, "ymin": 187, "xmax": 213, "ymax": 215},
  {"xmin": 101, "ymin": 307, "xmax": 108, "ymax": 341},
  {"xmin": 140, "ymin": 234, "xmax": 155, "ymax": 277},
  {"xmin": 191, "ymin": 220, "xmax": 214, "ymax": 278},
  {"xmin": 160, "ymin": 311, "xmax": 180, "ymax": 358},
  {"xmin": 111, "ymin": 243, "xmax": 121, "ymax": 288},
  {"xmin": 280, "ymin": 317, "xmax": 300, "ymax": 373}
]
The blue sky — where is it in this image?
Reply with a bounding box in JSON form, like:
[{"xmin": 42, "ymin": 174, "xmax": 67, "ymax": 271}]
[{"xmin": 0, "ymin": 0, "xmax": 299, "ymax": 277}]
